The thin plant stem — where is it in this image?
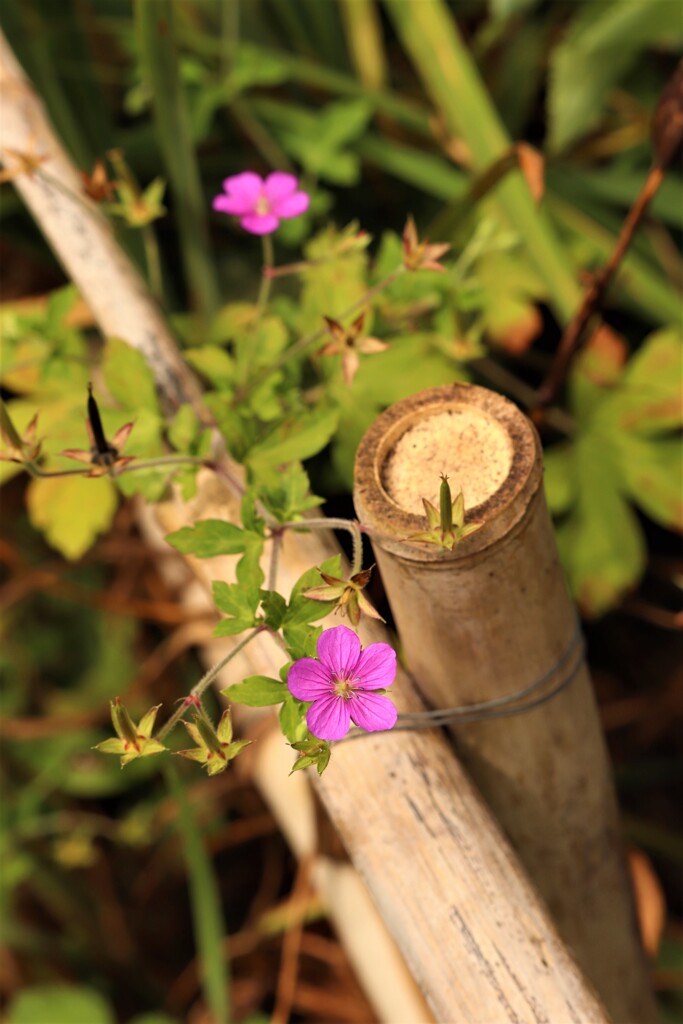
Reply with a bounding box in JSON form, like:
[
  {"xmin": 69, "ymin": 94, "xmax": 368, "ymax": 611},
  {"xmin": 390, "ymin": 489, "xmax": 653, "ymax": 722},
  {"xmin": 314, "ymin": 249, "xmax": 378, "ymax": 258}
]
[
  {"xmin": 157, "ymin": 627, "xmax": 264, "ymax": 741},
  {"xmin": 268, "ymin": 529, "xmax": 283, "ymax": 591},
  {"xmin": 142, "ymin": 223, "xmax": 163, "ymax": 300},
  {"xmin": 257, "ymin": 234, "xmax": 274, "ymax": 321},
  {"xmin": 279, "ymin": 517, "xmax": 363, "ymax": 576}
]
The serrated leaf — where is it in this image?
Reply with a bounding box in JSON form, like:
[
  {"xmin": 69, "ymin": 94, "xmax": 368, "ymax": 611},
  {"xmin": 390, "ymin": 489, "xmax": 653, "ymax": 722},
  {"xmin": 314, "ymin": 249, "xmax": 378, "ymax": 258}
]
[
  {"xmin": 247, "ymin": 406, "xmax": 339, "ymax": 472},
  {"xmin": 212, "ymin": 580, "xmax": 253, "ymax": 617},
  {"xmin": 103, "ymin": 338, "xmax": 159, "ymax": 413},
  {"xmin": 260, "ymin": 590, "xmax": 287, "ymax": 630},
  {"xmin": 167, "ymin": 520, "xmax": 248, "ymax": 557},
  {"xmin": 224, "ymin": 676, "xmax": 287, "ymax": 707},
  {"xmin": 26, "ymin": 475, "xmax": 117, "ymax": 560},
  {"xmin": 213, "ymin": 616, "xmax": 256, "ymax": 637}
]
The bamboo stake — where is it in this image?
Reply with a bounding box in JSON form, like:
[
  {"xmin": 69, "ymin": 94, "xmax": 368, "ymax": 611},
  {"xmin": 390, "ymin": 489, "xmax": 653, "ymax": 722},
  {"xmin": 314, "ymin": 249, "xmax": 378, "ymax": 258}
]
[
  {"xmin": 354, "ymin": 382, "xmax": 657, "ymax": 1023},
  {"xmin": 2, "ymin": 33, "xmax": 614, "ymax": 1020}
]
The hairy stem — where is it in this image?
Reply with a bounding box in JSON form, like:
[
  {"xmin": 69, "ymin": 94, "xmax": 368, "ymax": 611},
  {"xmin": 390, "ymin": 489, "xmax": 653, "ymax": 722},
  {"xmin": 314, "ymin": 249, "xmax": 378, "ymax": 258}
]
[
  {"xmin": 279, "ymin": 517, "xmax": 363, "ymax": 576},
  {"xmin": 157, "ymin": 626, "xmax": 264, "ymax": 741}
]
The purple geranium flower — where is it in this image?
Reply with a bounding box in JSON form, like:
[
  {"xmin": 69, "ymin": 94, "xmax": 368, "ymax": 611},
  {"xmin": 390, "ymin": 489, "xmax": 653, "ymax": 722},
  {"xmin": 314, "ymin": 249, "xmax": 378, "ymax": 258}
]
[
  {"xmin": 287, "ymin": 625, "xmax": 398, "ymax": 741},
  {"xmin": 212, "ymin": 171, "xmax": 310, "ymax": 235}
]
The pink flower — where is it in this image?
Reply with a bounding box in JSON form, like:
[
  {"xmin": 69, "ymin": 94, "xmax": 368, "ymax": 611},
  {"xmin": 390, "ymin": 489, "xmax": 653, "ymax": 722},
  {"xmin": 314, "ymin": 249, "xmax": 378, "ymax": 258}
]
[
  {"xmin": 287, "ymin": 625, "xmax": 398, "ymax": 741},
  {"xmin": 212, "ymin": 171, "xmax": 310, "ymax": 235}
]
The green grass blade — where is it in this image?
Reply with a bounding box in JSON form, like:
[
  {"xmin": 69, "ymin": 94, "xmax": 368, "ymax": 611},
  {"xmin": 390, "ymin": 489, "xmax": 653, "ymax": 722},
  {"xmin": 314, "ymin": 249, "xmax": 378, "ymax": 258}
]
[
  {"xmin": 165, "ymin": 763, "xmax": 230, "ymax": 1024},
  {"xmin": 385, "ymin": 0, "xmax": 582, "ymax": 323},
  {"xmin": 340, "ymin": 0, "xmax": 388, "ymax": 90},
  {"xmin": 134, "ymin": 0, "xmax": 219, "ymax": 320}
]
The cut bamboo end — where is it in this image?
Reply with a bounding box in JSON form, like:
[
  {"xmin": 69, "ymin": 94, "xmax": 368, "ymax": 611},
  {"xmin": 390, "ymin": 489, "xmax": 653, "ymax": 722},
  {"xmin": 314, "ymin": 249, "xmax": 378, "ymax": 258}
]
[{"xmin": 355, "ymin": 382, "xmax": 541, "ymax": 559}]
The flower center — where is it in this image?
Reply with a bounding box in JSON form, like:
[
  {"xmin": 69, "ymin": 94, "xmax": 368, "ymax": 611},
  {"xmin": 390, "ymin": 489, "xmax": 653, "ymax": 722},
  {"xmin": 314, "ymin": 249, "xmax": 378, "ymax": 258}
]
[
  {"xmin": 255, "ymin": 194, "xmax": 271, "ymax": 216},
  {"xmin": 333, "ymin": 675, "xmax": 359, "ymax": 700}
]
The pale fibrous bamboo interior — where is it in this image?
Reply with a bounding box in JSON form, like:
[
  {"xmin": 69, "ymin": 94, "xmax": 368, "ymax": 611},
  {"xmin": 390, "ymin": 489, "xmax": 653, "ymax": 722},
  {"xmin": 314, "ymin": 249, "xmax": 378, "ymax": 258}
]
[{"xmin": 381, "ymin": 406, "xmax": 513, "ymax": 513}]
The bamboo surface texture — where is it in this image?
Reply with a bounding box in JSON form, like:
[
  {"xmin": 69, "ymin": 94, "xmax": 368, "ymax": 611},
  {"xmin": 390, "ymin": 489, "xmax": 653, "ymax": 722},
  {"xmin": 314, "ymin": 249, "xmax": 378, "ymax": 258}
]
[
  {"xmin": 355, "ymin": 384, "xmax": 657, "ymax": 1023},
  {"xmin": 1, "ymin": 32, "xmax": 618, "ymax": 1022}
]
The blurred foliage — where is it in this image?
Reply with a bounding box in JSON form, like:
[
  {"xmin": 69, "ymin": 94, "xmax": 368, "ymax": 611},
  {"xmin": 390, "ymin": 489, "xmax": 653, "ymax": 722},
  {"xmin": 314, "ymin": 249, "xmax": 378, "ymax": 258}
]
[{"xmin": 1, "ymin": 0, "xmax": 682, "ymax": 1020}]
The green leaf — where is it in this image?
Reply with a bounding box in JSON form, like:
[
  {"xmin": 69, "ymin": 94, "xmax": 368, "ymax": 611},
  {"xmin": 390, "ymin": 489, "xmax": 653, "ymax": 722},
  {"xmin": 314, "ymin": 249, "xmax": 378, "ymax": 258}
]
[
  {"xmin": 285, "ymin": 556, "xmax": 342, "ymax": 627},
  {"xmin": 557, "ymin": 437, "xmax": 646, "ymax": 616},
  {"xmin": 548, "ymin": 0, "xmax": 683, "ymax": 152},
  {"xmin": 605, "ymin": 327, "xmax": 683, "ymax": 436},
  {"xmin": 282, "ymin": 623, "xmax": 322, "ymax": 661},
  {"xmin": 46, "ymin": 284, "xmax": 79, "ymax": 329},
  {"xmin": 543, "ymin": 443, "xmax": 577, "ymax": 516},
  {"xmin": 26, "ymin": 475, "xmax": 117, "ymax": 560},
  {"xmin": 260, "ymin": 463, "xmax": 323, "ymax": 522},
  {"xmin": 236, "ymin": 538, "xmax": 265, "ymax": 606},
  {"xmin": 213, "ymin": 616, "xmax": 256, "ymax": 637},
  {"xmin": 279, "ymin": 696, "xmax": 307, "ymax": 744},
  {"xmin": 224, "ymin": 676, "xmax": 288, "ymax": 707},
  {"xmin": 102, "ymin": 337, "xmax": 159, "ymax": 413},
  {"xmin": 247, "ymin": 407, "xmax": 339, "ymax": 473},
  {"xmin": 260, "ymin": 590, "xmax": 288, "ymax": 630},
  {"xmin": 223, "ymin": 42, "xmax": 290, "ymax": 98},
  {"xmin": 185, "ymin": 345, "xmax": 235, "ymax": 388},
  {"xmin": 618, "ymin": 436, "xmax": 683, "ymax": 531},
  {"xmin": 167, "ymin": 521, "xmax": 248, "ymax": 558},
  {"xmin": 213, "ymin": 580, "xmax": 256, "ymax": 618},
  {"xmin": 7, "ymin": 986, "xmax": 114, "ymax": 1024},
  {"xmin": 168, "ymin": 404, "xmax": 200, "ymax": 451}
]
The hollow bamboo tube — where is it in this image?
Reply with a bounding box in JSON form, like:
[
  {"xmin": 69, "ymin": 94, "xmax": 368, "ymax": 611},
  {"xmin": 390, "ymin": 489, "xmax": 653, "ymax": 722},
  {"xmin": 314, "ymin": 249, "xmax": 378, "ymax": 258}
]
[{"xmin": 354, "ymin": 382, "xmax": 656, "ymax": 1023}]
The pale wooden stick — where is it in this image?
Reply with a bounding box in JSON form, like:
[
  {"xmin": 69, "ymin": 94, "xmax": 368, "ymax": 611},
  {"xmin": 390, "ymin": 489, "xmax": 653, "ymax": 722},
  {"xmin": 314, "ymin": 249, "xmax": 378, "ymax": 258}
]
[{"xmin": 2, "ymin": 33, "xmax": 610, "ymax": 1021}]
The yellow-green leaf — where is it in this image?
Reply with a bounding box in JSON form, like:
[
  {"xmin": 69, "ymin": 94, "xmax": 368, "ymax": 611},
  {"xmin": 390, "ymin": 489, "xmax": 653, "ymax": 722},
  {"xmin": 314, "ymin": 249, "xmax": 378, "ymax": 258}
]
[{"xmin": 26, "ymin": 475, "xmax": 117, "ymax": 560}]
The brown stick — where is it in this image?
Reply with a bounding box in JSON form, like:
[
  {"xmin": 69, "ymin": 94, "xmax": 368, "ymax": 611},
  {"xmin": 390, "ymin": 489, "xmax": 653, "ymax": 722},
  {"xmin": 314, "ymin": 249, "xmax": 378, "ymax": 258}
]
[{"xmin": 536, "ymin": 163, "xmax": 665, "ymax": 408}]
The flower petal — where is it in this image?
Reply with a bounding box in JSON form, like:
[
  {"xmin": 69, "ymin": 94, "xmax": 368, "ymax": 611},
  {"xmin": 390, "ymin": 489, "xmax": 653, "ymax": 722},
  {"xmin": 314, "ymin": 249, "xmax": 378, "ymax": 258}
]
[
  {"xmin": 272, "ymin": 190, "xmax": 310, "ymax": 220},
  {"xmin": 240, "ymin": 213, "xmax": 280, "ymax": 235},
  {"xmin": 355, "ymin": 642, "xmax": 397, "ymax": 690},
  {"xmin": 262, "ymin": 171, "xmax": 299, "ymax": 203},
  {"xmin": 349, "ymin": 691, "xmax": 398, "ymax": 732},
  {"xmin": 223, "ymin": 171, "xmax": 263, "ymax": 203},
  {"xmin": 317, "ymin": 625, "xmax": 361, "ymax": 679},
  {"xmin": 213, "ymin": 194, "xmax": 256, "ymax": 216},
  {"xmin": 287, "ymin": 658, "xmax": 333, "ymax": 701},
  {"xmin": 306, "ymin": 694, "xmax": 351, "ymax": 741}
]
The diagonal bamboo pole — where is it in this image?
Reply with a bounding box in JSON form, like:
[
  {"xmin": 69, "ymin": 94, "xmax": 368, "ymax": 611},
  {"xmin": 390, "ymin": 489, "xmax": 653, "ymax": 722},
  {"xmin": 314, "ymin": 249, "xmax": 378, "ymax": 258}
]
[{"xmin": 1, "ymin": 31, "xmax": 612, "ymax": 1021}]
